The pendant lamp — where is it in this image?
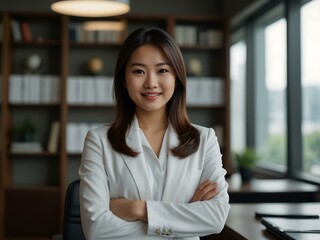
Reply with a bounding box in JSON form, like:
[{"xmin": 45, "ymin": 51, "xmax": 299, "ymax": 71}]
[{"xmin": 51, "ymin": 0, "xmax": 130, "ymax": 17}]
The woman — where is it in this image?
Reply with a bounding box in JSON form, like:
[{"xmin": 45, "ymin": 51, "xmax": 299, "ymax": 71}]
[{"xmin": 79, "ymin": 28, "xmax": 230, "ymax": 239}]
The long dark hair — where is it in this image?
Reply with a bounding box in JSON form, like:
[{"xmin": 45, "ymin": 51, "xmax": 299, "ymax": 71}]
[{"xmin": 108, "ymin": 27, "xmax": 200, "ymax": 158}]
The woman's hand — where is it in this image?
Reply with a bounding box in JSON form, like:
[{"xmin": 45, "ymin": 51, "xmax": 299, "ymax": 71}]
[
  {"xmin": 110, "ymin": 198, "xmax": 148, "ymax": 222},
  {"xmin": 190, "ymin": 179, "xmax": 219, "ymax": 202}
]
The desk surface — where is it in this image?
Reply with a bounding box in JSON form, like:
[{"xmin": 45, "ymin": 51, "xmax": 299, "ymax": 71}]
[
  {"xmin": 227, "ymin": 174, "xmax": 319, "ymax": 203},
  {"xmin": 223, "ymin": 202, "xmax": 320, "ymax": 240},
  {"xmin": 228, "ymin": 174, "xmax": 319, "ymax": 193}
]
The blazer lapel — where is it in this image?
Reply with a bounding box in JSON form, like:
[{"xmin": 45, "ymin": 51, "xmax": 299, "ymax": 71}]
[
  {"xmin": 162, "ymin": 126, "xmax": 190, "ymax": 202},
  {"xmin": 120, "ymin": 116, "xmax": 153, "ymax": 200}
]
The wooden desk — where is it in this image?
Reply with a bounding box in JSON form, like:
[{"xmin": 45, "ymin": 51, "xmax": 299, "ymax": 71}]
[
  {"xmin": 203, "ymin": 202, "xmax": 320, "ymax": 240},
  {"xmin": 227, "ymin": 174, "xmax": 319, "ymax": 203}
]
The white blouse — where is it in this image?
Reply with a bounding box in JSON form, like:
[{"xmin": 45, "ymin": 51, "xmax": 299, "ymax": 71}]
[{"xmin": 139, "ymin": 128, "xmax": 169, "ymax": 201}]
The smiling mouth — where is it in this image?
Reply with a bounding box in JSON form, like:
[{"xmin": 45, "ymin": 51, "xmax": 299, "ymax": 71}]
[{"xmin": 141, "ymin": 93, "xmax": 161, "ymax": 97}]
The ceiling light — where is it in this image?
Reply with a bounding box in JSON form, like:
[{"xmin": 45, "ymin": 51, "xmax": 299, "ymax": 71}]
[{"xmin": 51, "ymin": 0, "xmax": 130, "ymax": 17}]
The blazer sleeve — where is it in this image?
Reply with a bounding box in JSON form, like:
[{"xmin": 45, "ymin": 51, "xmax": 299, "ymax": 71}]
[
  {"xmin": 146, "ymin": 128, "xmax": 230, "ymax": 238},
  {"xmin": 78, "ymin": 129, "xmax": 148, "ymax": 239}
]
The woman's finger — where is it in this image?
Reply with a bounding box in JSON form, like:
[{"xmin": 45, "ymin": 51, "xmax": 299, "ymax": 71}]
[{"xmin": 191, "ymin": 180, "xmax": 218, "ymax": 202}]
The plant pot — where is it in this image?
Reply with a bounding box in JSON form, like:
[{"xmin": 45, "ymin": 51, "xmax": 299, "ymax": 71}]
[
  {"xmin": 21, "ymin": 132, "xmax": 35, "ymax": 142},
  {"xmin": 239, "ymin": 167, "xmax": 253, "ymax": 183}
]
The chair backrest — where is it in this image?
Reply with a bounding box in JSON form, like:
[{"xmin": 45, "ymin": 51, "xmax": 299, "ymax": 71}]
[{"xmin": 63, "ymin": 179, "xmax": 85, "ymax": 240}]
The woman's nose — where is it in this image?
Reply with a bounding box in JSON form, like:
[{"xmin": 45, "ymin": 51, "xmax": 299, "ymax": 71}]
[{"xmin": 144, "ymin": 73, "xmax": 158, "ymax": 88}]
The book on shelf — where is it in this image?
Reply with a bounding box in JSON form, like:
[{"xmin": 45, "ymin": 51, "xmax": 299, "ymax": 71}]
[
  {"xmin": 9, "ymin": 74, "xmax": 60, "ymax": 104},
  {"xmin": 9, "ymin": 74, "xmax": 22, "ymax": 103},
  {"xmin": 68, "ymin": 23, "xmax": 77, "ymax": 41},
  {"xmin": 96, "ymin": 30, "xmax": 122, "ymax": 44},
  {"xmin": 66, "ymin": 122, "xmax": 103, "ymax": 153},
  {"xmin": 67, "ymin": 76, "xmax": 114, "ymax": 105},
  {"xmin": 186, "ymin": 77, "xmax": 224, "ymax": 106},
  {"xmin": 84, "ymin": 30, "xmax": 95, "ymax": 43},
  {"xmin": 95, "ymin": 76, "xmax": 113, "ymax": 104},
  {"xmin": 66, "ymin": 123, "xmax": 78, "ymax": 153},
  {"xmin": 174, "ymin": 25, "xmax": 223, "ymax": 47},
  {"xmin": 69, "ymin": 22, "xmax": 122, "ymax": 43},
  {"xmin": 11, "ymin": 142, "xmax": 43, "ymax": 153},
  {"xmin": 174, "ymin": 25, "xmax": 197, "ymax": 46},
  {"xmin": 22, "ymin": 74, "xmax": 41, "ymax": 103},
  {"xmin": 47, "ymin": 121, "xmax": 60, "ymax": 153},
  {"xmin": 21, "ymin": 21, "xmax": 32, "ymax": 41},
  {"xmin": 199, "ymin": 29, "xmax": 223, "ymax": 48},
  {"xmin": 207, "ymin": 29, "xmax": 223, "ymax": 48},
  {"xmin": 67, "ymin": 77, "xmax": 77, "ymax": 104},
  {"xmin": 81, "ymin": 77, "xmax": 96, "ymax": 104},
  {"xmin": 11, "ymin": 19, "xmax": 22, "ymax": 41},
  {"xmin": 40, "ymin": 75, "xmax": 60, "ymax": 103}
]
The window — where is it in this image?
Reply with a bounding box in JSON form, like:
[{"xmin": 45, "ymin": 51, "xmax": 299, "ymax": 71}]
[
  {"xmin": 230, "ymin": 30, "xmax": 246, "ymax": 154},
  {"xmin": 253, "ymin": 4, "xmax": 287, "ymax": 170},
  {"xmin": 230, "ymin": 0, "xmax": 320, "ymax": 183},
  {"xmin": 301, "ymin": 0, "xmax": 320, "ymax": 177}
]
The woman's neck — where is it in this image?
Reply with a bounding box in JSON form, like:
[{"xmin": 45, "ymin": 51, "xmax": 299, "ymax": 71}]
[
  {"xmin": 136, "ymin": 110, "xmax": 168, "ymax": 158},
  {"xmin": 136, "ymin": 110, "xmax": 168, "ymax": 131}
]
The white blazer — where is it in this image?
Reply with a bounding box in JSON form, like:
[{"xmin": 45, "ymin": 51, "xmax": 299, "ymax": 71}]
[{"xmin": 79, "ymin": 116, "xmax": 230, "ymax": 240}]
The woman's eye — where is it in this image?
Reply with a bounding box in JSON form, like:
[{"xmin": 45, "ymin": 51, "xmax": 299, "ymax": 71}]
[
  {"xmin": 133, "ymin": 69, "xmax": 144, "ymax": 74},
  {"xmin": 159, "ymin": 69, "xmax": 169, "ymax": 74}
]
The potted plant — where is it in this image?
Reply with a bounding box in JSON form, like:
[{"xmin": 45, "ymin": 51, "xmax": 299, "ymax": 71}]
[
  {"xmin": 235, "ymin": 148, "xmax": 260, "ymax": 183},
  {"xmin": 14, "ymin": 118, "xmax": 37, "ymax": 142}
]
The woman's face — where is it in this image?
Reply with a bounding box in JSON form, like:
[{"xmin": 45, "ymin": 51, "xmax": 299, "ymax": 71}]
[{"xmin": 125, "ymin": 43, "xmax": 176, "ymax": 115}]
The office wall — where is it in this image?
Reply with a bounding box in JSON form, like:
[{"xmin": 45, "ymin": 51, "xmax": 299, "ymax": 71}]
[{"xmin": 223, "ymin": 0, "xmax": 256, "ymax": 18}]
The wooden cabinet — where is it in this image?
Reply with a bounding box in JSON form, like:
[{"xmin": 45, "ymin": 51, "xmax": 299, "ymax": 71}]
[{"xmin": 0, "ymin": 12, "xmax": 231, "ymax": 239}]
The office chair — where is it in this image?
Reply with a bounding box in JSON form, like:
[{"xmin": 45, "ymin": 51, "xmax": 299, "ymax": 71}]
[{"xmin": 62, "ymin": 179, "xmax": 85, "ymax": 240}]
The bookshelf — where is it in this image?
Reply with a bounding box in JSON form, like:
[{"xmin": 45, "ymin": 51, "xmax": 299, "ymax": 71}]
[
  {"xmin": 0, "ymin": 12, "xmax": 63, "ymax": 239},
  {"xmin": 0, "ymin": 12, "xmax": 231, "ymax": 239}
]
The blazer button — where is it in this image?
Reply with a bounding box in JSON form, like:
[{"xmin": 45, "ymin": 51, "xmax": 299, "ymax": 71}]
[
  {"xmin": 166, "ymin": 228, "xmax": 172, "ymax": 235},
  {"xmin": 155, "ymin": 228, "xmax": 161, "ymax": 235}
]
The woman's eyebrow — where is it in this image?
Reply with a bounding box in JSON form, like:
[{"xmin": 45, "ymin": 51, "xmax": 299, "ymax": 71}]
[
  {"xmin": 129, "ymin": 62, "xmax": 145, "ymax": 67},
  {"xmin": 156, "ymin": 62, "xmax": 171, "ymax": 67},
  {"xmin": 129, "ymin": 62, "xmax": 170, "ymax": 67}
]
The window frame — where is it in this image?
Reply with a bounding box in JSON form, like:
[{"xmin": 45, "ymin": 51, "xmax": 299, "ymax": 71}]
[
  {"xmin": 254, "ymin": 3, "xmax": 287, "ymax": 172},
  {"xmin": 230, "ymin": 28, "xmax": 247, "ymax": 154},
  {"xmin": 231, "ymin": 0, "xmax": 320, "ymax": 184}
]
